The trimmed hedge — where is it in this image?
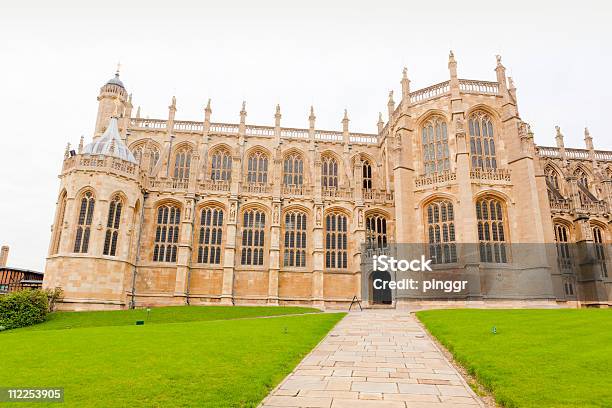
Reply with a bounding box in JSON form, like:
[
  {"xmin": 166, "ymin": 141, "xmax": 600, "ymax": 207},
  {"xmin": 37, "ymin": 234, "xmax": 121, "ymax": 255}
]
[{"xmin": 0, "ymin": 289, "xmax": 49, "ymax": 330}]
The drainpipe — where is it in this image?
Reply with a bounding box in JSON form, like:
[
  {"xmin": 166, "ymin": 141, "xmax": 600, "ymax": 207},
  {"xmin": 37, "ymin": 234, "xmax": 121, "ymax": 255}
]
[
  {"xmin": 185, "ymin": 195, "xmax": 199, "ymax": 306},
  {"xmin": 130, "ymin": 192, "xmax": 148, "ymax": 309}
]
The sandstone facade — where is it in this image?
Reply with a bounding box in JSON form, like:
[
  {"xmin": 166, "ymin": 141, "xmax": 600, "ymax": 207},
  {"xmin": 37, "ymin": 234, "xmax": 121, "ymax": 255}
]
[{"xmin": 43, "ymin": 54, "xmax": 612, "ymax": 310}]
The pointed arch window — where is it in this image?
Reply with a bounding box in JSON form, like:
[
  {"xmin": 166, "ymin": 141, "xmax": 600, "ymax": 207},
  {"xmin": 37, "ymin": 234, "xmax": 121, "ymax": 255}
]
[
  {"xmin": 211, "ymin": 149, "xmax": 232, "ymax": 182},
  {"xmin": 173, "ymin": 147, "xmax": 192, "ymax": 181},
  {"xmin": 133, "ymin": 144, "xmax": 160, "ymax": 173},
  {"xmin": 554, "ymin": 223, "xmax": 572, "ymax": 272},
  {"xmin": 153, "ymin": 204, "xmax": 181, "ymax": 262},
  {"xmin": 366, "ymin": 214, "xmax": 388, "ymax": 251},
  {"xmin": 476, "ymin": 197, "xmax": 508, "ymax": 263},
  {"xmin": 422, "ymin": 117, "xmax": 449, "ymax": 175},
  {"xmin": 73, "ymin": 191, "xmax": 95, "ymax": 253},
  {"xmin": 51, "ymin": 192, "xmax": 67, "ymax": 255},
  {"xmin": 426, "ymin": 200, "xmax": 457, "ymax": 263},
  {"xmin": 325, "ymin": 212, "xmax": 348, "ymax": 269},
  {"xmin": 322, "ymin": 156, "xmax": 338, "ymax": 189},
  {"xmin": 283, "ymin": 153, "xmax": 304, "ymax": 186},
  {"xmin": 469, "ymin": 112, "xmax": 497, "ymax": 170},
  {"xmin": 283, "ymin": 211, "xmax": 307, "ymax": 267},
  {"xmin": 592, "ymin": 225, "xmax": 608, "ymax": 278},
  {"xmin": 103, "ymin": 194, "xmax": 123, "ymax": 256},
  {"xmin": 362, "ymin": 160, "xmax": 373, "ymax": 190},
  {"xmin": 575, "ymin": 169, "xmax": 592, "ymax": 205},
  {"xmin": 197, "ymin": 207, "xmax": 224, "ymax": 264},
  {"xmin": 241, "ymin": 209, "xmax": 266, "ymax": 266},
  {"xmin": 247, "ymin": 151, "xmax": 268, "ymax": 184}
]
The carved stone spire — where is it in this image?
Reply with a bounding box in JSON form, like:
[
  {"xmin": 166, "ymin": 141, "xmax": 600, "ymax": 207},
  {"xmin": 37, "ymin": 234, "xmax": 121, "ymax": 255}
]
[
  {"xmin": 584, "ymin": 127, "xmax": 593, "ymax": 150},
  {"xmin": 136, "ymin": 106, "xmax": 141, "ymax": 118},
  {"xmin": 275, "ymin": 104, "xmax": 281, "ymax": 127},
  {"xmin": 387, "ymin": 90, "xmax": 395, "ymax": 120},
  {"xmin": 448, "ymin": 50, "xmax": 457, "ymax": 79},
  {"xmin": 64, "ymin": 143, "xmax": 71, "ymax": 158},
  {"xmin": 240, "ymin": 101, "xmax": 247, "ymax": 125},
  {"xmin": 309, "ymin": 105, "xmax": 316, "ymax": 130},
  {"xmin": 401, "ymin": 67, "xmax": 410, "ymax": 102},
  {"xmin": 342, "ymin": 109, "xmax": 349, "ymax": 132},
  {"xmin": 204, "ymin": 98, "xmax": 212, "ymax": 123},
  {"xmin": 495, "ymin": 54, "xmax": 508, "ymax": 94},
  {"xmin": 78, "ymin": 136, "xmax": 84, "ymax": 154},
  {"xmin": 555, "ymin": 126, "xmax": 565, "ymax": 148},
  {"xmin": 377, "ymin": 112, "xmax": 384, "ymax": 134}
]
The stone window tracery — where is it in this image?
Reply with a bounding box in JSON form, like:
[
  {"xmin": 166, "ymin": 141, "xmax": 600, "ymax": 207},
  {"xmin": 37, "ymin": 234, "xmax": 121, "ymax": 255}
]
[
  {"xmin": 173, "ymin": 147, "xmax": 192, "ymax": 181},
  {"xmin": 247, "ymin": 151, "xmax": 268, "ymax": 184},
  {"xmin": 325, "ymin": 212, "xmax": 348, "ymax": 269},
  {"xmin": 51, "ymin": 192, "xmax": 67, "ymax": 255},
  {"xmin": 211, "ymin": 149, "xmax": 232, "ymax": 182},
  {"xmin": 422, "ymin": 117, "xmax": 449, "ymax": 175},
  {"xmin": 476, "ymin": 197, "xmax": 508, "ymax": 263},
  {"xmin": 103, "ymin": 194, "xmax": 123, "ymax": 256},
  {"xmin": 153, "ymin": 204, "xmax": 181, "ymax": 262},
  {"xmin": 592, "ymin": 225, "xmax": 608, "ymax": 278},
  {"xmin": 426, "ymin": 200, "xmax": 457, "ymax": 263},
  {"xmin": 469, "ymin": 112, "xmax": 497, "ymax": 170},
  {"xmin": 362, "ymin": 160, "xmax": 373, "ymax": 190},
  {"xmin": 283, "ymin": 211, "xmax": 307, "ymax": 267},
  {"xmin": 554, "ymin": 223, "xmax": 572, "ymax": 272},
  {"xmin": 283, "ymin": 153, "xmax": 304, "ymax": 186},
  {"xmin": 322, "ymin": 156, "xmax": 338, "ymax": 189},
  {"xmin": 366, "ymin": 214, "xmax": 388, "ymax": 251},
  {"xmin": 197, "ymin": 207, "xmax": 224, "ymax": 264},
  {"xmin": 73, "ymin": 191, "xmax": 95, "ymax": 253},
  {"xmin": 241, "ymin": 209, "xmax": 266, "ymax": 266}
]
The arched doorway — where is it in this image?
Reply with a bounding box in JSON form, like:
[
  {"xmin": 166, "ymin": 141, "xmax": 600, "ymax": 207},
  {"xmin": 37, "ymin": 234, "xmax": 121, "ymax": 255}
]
[{"xmin": 370, "ymin": 270, "xmax": 392, "ymax": 305}]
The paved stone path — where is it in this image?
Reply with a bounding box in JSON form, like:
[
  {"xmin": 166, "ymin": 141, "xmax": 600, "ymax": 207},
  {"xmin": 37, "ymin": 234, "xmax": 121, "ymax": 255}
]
[{"xmin": 260, "ymin": 310, "xmax": 485, "ymax": 408}]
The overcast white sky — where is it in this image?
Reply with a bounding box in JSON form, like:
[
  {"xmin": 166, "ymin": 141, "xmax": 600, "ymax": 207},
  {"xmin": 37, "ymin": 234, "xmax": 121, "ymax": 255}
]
[{"xmin": 0, "ymin": 0, "xmax": 610, "ymax": 271}]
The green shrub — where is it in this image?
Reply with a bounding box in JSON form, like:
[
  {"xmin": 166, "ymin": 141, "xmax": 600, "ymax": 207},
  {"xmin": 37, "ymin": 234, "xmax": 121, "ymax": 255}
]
[{"xmin": 0, "ymin": 289, "xmax": 49, "ymax": 330}]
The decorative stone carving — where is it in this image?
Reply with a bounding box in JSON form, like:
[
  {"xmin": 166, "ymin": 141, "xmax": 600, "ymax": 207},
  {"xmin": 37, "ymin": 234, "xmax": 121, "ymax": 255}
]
[{"xmin": 230, "ymin": 202, "xmax": 237, "ymax": 222}]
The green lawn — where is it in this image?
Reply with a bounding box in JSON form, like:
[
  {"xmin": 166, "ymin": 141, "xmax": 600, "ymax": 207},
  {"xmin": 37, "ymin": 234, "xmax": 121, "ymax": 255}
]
[
  {"xmin": 18, "ymin": 305, "xmax": 321, "ymax": 331},
  {"xmin": 416, "ymin": 309, "xmax": 612, "ymax": 408},
  {"xmin": 0, "ymin": 306, "xmax": 344, "ymax": 407}
]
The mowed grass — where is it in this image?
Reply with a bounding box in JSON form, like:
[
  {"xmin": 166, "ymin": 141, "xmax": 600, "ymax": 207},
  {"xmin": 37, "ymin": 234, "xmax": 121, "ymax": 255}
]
[
  {"xmin": 18, "ymin": 305, "xmax": 321, "ymax": 331},
  {"xmin": 0, "ymin": 306, "xmax": 344, "ymax": 407},
  {"xmin": 416, "ymin": 309, "xmax": 612, "ymax": 408}
]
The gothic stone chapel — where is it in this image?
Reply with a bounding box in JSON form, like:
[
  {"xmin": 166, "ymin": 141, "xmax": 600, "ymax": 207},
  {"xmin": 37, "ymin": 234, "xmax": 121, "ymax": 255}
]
[{"xmin": 43, "ymin": 53, "xmax": 612, "ymax": 310}]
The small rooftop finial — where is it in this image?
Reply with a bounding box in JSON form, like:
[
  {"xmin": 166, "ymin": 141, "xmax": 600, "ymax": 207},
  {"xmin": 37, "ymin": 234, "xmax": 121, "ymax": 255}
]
[
  {"xmin": 402, "ymin": 67, "xmax": 408, "ymax": 79},
  {"xmin": 206, "ymin": 98, "xmax": 211, "ymax": 111},
  {"xmin": 276, "ymin": 104, "xmax": 281, "ymax": 115},
  {"xmin": 496, "ymin": 55, "xmax": 502, "ymax": 66},
  {"xmin": 136, "ymin": 106, "xmax": 141, "ymax": 118},
  {"xmin": 171, "ymin": 95, "xmax": 176, "ymax": 108},
  {"xmin": 555, "ymin": 125, "xmax": 562, "ymax": 137},
  {"xmin": 388, "ymin": 90, "xmax": 394, "ymax": 102},
  {"xmin": 343, "ymin": 109, "xmax": 349, "ymax": 121},
  {"xmin": 241, "ymin": 100, "xmax": 246, "ymax": 112},
  {"xmin": 585, "ymin": 127, "xmax": 590, "ymax": 137},
  {"xmin": 310, "ymin": 105, "xmax": 315, "ymax": 117},
  {"xmin": 449, "ymin": 50, "xmax": 454, "ymax": 59},
  {"xmin": 78, "ymin": 135, "xmax": 84, "ymax": 153},
  {"xmin": 508, "ymin": 77, "xmax": 516, "ymax": 89},
  {"xmin": 377, "ymin": 112, "xmax": 384, "ymax": 133},
  {"xmin": 115, "ymin": 61, "xmax": 121, "ymax": 77}
]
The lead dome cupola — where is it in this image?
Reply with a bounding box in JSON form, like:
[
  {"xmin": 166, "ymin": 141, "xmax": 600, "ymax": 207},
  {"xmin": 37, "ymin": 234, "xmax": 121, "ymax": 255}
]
[{"xmin": 82, "ymin": 117, "xmax": 137, "ymax": 163}]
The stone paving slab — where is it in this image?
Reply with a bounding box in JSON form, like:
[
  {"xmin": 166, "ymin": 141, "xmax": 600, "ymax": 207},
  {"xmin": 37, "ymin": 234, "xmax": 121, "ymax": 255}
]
[{"xmin": 260, "ymin": 310, "xmax": 485, "ymax": 408}]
